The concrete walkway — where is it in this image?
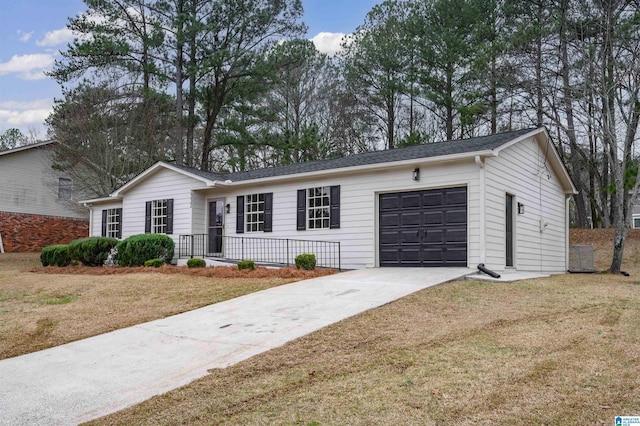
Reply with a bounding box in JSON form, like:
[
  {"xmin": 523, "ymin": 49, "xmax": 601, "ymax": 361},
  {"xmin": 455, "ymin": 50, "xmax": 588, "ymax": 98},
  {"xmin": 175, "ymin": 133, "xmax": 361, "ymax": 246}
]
[{"xmin": 0, "ymin": 268, "xmax": 471, "ymax": 426}]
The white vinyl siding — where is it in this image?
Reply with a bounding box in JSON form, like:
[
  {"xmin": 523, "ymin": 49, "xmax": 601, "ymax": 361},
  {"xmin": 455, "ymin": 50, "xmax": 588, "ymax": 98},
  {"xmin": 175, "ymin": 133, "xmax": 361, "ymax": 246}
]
[
  {"xmin": 121, "ymin": 168, "xmax": 207, "ymax": 250},
  {"xmin": 209, "ymin": 160, "xmax": 480, "ymax": 270},
  {"xmin": 0, "ymin": 146, "xmax": 88, "ymax": 218},
  {"xmin": 484, "ymin": 136, "xmax": 568, "ymax": 273}
]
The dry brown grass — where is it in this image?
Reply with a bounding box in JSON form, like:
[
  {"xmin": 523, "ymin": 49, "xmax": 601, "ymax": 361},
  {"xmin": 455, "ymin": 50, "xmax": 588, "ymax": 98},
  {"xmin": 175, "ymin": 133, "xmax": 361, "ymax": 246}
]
[
  {"xmin": 0, "ymin": 254, "xmax": 329, "ymax": 360},
  {"xmin": 86, "ymin": 231, "xmax": 640, "ymax": 425}
]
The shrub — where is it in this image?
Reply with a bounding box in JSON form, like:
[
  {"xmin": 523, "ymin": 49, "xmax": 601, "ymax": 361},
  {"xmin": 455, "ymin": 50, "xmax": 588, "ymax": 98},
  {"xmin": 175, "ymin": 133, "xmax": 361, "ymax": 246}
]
[
  {"xmin": 67, "ymin": 237, "xmax": 118, "ymax": 266},
  {"xmin": 40, "ymin": 244, "xmax": 71, "ymax": 267},
  {"xmin": 187, "ymin": 258, "xmax": 206, "ymax": 268},
  {"xmin": 116, "ymin": 234, "xmax": 175, "ymax": 267},
  {"xmin": 144, "ymin": 258, "xmax": 164, "ymax": 268},
  {"xmin": 295, "ymin": 253, "xmax": 316, "ymax": 270},
  {"xmin": 237, "ymin": 259, "xmax": 255, "ymax": 271}
]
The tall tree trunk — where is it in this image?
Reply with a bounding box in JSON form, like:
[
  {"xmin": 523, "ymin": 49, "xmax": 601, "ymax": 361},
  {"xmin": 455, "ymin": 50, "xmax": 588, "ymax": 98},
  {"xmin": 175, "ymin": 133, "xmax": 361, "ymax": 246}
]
[{"xmin": 174, "ymin": 0, "xmax": 185, "ymax": 166}]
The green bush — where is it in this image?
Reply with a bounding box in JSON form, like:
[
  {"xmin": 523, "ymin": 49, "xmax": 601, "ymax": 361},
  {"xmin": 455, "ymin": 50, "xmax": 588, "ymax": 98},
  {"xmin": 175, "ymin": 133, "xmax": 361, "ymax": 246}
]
[
  {"xmin": 116, "ymin": 234, "xmax": 175, "ymax": 267},
  {"xmin": 237, "ymin": 259, "xmax": 255, "ymax": 271},
  {"xmin": 295, "ymin": 253, "xmax": 316, "ymax": 270},
  {"xmin": 187, "ymin": 258, "xmax": 206, "ymax": 268},
  {"xmin": 67, "ymin": 237, "xmax": 118, "ymax": 266},
  {"xmin": 40, "ymin": 244, "xmax": 71, "ymax": 267},
  {"xmin": 144, "ymin": 258, "xmax": 164, "ymax": 268}
]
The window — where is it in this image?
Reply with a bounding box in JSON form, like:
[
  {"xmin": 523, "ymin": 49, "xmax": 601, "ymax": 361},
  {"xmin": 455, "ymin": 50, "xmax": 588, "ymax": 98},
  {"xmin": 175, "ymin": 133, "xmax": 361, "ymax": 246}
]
[
  {"xmin": 297, "ymin": 186, "xmax": 340, "ymax": 231},
  {"xmin": 308, "ymin": 186, "xmax": 330, "ymax": 229},
  {"xmin": 152, "ymin": 199, "xmax": 168, "ymax": 233},
  {"xmin": 245, "ymin": 193, "xmax": 265, "ymax": 232},
  {"xmin": 58, "ymin": 178, "xmax": 72, "ymax": 200},
  {"xmin": 102, "ymin": 208, "xmax": 122, "ymax": 239},
  {"xmin": 634, "ymin": 217, "xmax": 640, "ymax": 229},
  {"xmin": 145, "ymin": 199, "xmax": 173, "ymax": 234},
  {"xmin": 236, "ymin": 193, "xmax": 273, "ymax": 233}
]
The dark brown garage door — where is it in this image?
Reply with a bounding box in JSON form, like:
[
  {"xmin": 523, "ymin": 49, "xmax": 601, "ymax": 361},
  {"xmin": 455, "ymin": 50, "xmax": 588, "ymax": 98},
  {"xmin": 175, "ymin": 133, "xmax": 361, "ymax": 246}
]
[{"xmin": 379, "ymin": 187, "xmax": 467, "ymax": 267}]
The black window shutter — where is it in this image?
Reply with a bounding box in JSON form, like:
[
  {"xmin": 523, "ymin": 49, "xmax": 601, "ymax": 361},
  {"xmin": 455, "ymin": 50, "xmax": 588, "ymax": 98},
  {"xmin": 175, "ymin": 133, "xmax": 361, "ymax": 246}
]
[
  {"xmin": 236, "ymin": 195, "xmax": 244, "ymax": 234},
  {"xmin": 101, "ymin": 210, "xmax": 107, "ymax": 237},
  {"xmin": 330, "ymin": 185, "xmax": 340, "ymax": 229},
  {"xmin": 297, "ymin": 189, "xmax": 306, "ymax": 231},
  {"xmin": 116, "ymin": 208, "xmax": 122, "ymax": 239},
  {"xmin": 264, "ymin": 193, "xmax": 273, "ymax": 232},
  {"xmin": 145, "ymin": 201, "xmax": 152, "ymax": 233},
  {"xmin": 166, "ymin": 199, "xmax": 174, "ymax": 234}
]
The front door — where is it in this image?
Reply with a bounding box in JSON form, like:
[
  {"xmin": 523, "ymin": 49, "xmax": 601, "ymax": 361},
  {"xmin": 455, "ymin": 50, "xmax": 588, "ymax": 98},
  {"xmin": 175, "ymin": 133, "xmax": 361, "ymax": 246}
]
[
  {"xmin": 208, "ymin": 199, "xmax": 224, "ymax": 256},
  {"xmin": 505, "ymin": 194, "xmax": 514, "ymax": 267}
]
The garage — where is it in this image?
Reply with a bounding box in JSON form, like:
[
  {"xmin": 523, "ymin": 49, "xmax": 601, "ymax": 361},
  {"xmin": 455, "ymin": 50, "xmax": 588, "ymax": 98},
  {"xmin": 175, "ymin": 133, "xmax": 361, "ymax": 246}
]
[{"xmin": 379, "ymin": 186, "xmax": 467, "ymax": 267}]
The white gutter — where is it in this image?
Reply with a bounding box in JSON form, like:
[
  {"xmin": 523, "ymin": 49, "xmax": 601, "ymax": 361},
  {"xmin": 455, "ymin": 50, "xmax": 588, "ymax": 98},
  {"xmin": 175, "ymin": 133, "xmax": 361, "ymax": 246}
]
[{"xmin": 213, "ymin": 149, "xmax": 499, "ymax": 188}]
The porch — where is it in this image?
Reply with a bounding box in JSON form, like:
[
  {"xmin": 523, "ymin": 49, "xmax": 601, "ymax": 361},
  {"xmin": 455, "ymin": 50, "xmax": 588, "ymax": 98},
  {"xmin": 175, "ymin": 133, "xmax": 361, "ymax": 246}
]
[{"xmin": 178, "ymin": 234, "xmax": 341, "ymax": 270}]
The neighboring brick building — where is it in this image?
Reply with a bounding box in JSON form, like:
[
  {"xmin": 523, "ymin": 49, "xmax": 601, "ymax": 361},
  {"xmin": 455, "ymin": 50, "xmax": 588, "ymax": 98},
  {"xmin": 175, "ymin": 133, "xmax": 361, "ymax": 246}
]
[{"xmin": 0, "ymin": 141, "xmax": 89, "ymax": 252}]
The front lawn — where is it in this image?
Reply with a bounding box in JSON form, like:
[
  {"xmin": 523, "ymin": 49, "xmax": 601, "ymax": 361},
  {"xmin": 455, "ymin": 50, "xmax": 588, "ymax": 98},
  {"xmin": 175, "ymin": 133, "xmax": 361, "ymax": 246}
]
[
  {"xmin": 0, "ymin": 254, "xmax": 331, "ymax": 360},
  {"xmin": 87, "ymin": 271, "xmax": 640, "ymax": 425}
]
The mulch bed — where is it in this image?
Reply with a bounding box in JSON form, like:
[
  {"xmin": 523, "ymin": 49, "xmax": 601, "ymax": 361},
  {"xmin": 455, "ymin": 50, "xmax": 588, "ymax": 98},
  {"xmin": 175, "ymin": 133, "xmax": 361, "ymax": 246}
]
[{"xmin": 29, "ymin": 264, "xmax": 337, "ymax": 279}]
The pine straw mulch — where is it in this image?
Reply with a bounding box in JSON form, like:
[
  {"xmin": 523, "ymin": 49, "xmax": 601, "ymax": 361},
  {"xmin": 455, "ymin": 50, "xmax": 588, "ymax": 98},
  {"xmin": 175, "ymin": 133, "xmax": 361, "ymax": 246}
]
[{"xmin": 29, "ymin": 264, "xmax": 337, "ymax": 279}]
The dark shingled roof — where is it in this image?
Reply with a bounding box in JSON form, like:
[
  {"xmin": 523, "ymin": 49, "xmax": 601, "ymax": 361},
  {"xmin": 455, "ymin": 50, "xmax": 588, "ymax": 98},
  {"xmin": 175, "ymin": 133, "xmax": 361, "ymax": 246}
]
[{"xmin": 173, "ymin": 128, "xmax": 537, "ymax": 183}]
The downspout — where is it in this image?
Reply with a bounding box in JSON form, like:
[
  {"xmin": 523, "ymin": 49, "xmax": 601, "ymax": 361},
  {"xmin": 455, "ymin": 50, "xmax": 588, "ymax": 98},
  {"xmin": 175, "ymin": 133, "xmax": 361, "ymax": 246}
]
[
  {"xmin": 475, "ymin": 155, "xmax": 486, "ymax": 265},
  {"xmin": 86, "ymin": 204, "xmax": 93, "ymax": 237},
  {"xmin": 565, "ymin": 195, "xmax": 571, "ymax": 271}
]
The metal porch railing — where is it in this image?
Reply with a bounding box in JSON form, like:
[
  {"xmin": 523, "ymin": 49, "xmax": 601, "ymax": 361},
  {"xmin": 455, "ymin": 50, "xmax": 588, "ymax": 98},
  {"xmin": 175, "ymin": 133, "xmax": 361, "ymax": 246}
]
[{"xmin": 178, "ymin": 234, "xmax": 341, "ymax": 270}]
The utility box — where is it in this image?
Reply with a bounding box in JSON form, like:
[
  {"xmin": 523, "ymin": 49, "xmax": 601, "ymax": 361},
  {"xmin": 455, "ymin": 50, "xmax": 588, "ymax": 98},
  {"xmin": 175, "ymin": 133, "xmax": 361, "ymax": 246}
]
[{"xmin": 569, "ymin": 244, "xmax": 595, "ymax": 272}]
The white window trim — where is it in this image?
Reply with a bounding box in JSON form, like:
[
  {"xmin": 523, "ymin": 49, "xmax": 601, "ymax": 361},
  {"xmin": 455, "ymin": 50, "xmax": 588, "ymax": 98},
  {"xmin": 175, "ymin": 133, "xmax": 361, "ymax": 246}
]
[
  {"xmin": 152, "ymin": 199, "xmax": 168, "ymax": 234},
  {"xmin": 307, "ymin": 186, "xmax": 331, "ymax": 230},
  {"xmin": 106, "ymin": 208, "xmax": 120, "ymax": 239},
  {"xmin": 245, "ymin": 193, "xmax": 265, "ymax": 232}
]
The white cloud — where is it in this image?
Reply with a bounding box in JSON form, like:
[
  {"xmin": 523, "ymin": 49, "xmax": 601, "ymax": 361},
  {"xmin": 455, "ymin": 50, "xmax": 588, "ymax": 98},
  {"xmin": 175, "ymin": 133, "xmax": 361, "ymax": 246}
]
[
  {"xmin": 18, "ymin": 31, "xmax": 34, "ymax": 42},
  {"xmin": 0, "ymin": 99, "xmax": 53, "ymax": 137},
  {"xmin": 0, "ymin": 108, "xmax": 51, "ymax": 127},
  {"xmin": 310, "ymin": 32, "xmax": 349, "ymax": 55},
  {"xmin": 37, "ymin": 28, "xmax": 76, "ymax": 47},
  {"xmin": 0, "ymin": 54, "xmax": 55, "ymax": 80}
]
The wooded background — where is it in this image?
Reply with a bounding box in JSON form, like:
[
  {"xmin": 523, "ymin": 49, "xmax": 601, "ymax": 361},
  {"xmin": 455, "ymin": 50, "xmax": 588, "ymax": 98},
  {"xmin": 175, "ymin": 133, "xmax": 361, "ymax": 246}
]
[{"xmin": 3, "ymin": 0, "xmax": 639, "ymax": 271}]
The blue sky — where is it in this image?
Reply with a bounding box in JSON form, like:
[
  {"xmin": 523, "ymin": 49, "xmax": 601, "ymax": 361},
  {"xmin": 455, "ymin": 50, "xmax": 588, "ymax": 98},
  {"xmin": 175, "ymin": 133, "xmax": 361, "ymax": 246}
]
[{"xmin": 0, "ymin": 0, "xmax": 379, "ymax": 138}]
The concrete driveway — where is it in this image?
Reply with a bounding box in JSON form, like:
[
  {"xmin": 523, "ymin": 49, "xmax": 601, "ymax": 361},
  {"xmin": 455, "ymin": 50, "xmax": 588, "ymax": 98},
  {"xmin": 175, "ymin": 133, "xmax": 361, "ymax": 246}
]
[{"xmin": 0, "ymin": 267, "xmax": 471, "ymax": 425}]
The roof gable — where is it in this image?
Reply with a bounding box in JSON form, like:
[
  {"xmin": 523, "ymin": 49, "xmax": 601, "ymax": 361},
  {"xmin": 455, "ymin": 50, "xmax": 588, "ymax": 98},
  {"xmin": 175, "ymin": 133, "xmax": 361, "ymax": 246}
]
[{"xmin": 0, "ymin": 140, "xmax": 56, "ymax": 157}]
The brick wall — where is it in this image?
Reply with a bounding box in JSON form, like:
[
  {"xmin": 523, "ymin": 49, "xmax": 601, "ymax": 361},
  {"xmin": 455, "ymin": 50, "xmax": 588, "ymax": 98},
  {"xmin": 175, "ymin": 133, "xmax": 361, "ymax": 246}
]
[{"xmin": 0, "ymin": 211, "xmax": 89, "ymax": 253}]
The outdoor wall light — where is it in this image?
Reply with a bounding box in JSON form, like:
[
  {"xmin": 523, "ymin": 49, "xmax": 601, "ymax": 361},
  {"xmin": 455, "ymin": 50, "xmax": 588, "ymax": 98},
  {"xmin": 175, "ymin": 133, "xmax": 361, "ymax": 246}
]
[
  {"xmin": 413, "ymin": 168, "xmax": 420, "ymax": 181},
  {"xmin": 518, "ymin": 202, "xmax": 525, "ymax": 214},
  {"xmin": 226, "ymin": 204, "xmax": 231, "ymax": 213}
]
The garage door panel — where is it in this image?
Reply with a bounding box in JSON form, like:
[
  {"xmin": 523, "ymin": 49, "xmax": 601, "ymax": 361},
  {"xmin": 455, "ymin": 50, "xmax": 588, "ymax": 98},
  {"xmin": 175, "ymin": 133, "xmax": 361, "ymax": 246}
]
[
  {"xmin": 400, "ymin": 249, "xmax": 421, "ymax": 263},
  {"xmin": 401, "ymin": 230, "xmax": 420, "ymax": 244},
  {"xmin": 446, "ymin": 228, "xmax": 467, "ymax": 243},
  {"xmin": 379, "ymin": 186, "xmax": 467, "ymax": 267},
  {"xmin": 446, "ymin": 209, "xmax": 466, "ymax": 225},
  {"xmin": 380, "ymin": 195, "xmax": 400, "ymax": 211},
  {"xmin": 423, "ymin": 211, "xmax": 444, "ymax": 226},
  {"xmin": 423, "ymin": 192, "xmax": 444, "ymax": 207},
  {"xmin": 401, "ymin": 193, "xmax": 421, "ymax": 208},
  {"xmin": 380, "ymin": 212, "xmax": 399, "ymax": 228},
  {"xmin": 401, "ymin": 212, "xmax": 421, "ymax": 227},
  {"xmin": 380, "ymin": 231, "xmax": 400, "ymax": 245},
  {"xmin": 446, "ymin": 189, "xmax": 467, "ymax": 205},
  {"xmin": 424, "ymin": 229, "xmax": 443, "ymax": 243}
]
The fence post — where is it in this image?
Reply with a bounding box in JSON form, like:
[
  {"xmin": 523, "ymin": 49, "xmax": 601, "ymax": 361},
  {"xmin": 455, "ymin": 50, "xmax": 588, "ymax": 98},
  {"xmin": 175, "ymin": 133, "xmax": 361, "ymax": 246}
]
[
  {"xmin": 286, "ymin": 239, "xmax": 290, "ymax": 266},
  {"xmin": 190, "ymin": 235, "xmax": 194, "ymax": 259},
  {"xmin": 338, "ymin": 242, "xmax": 341, "ymax": 271}
]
